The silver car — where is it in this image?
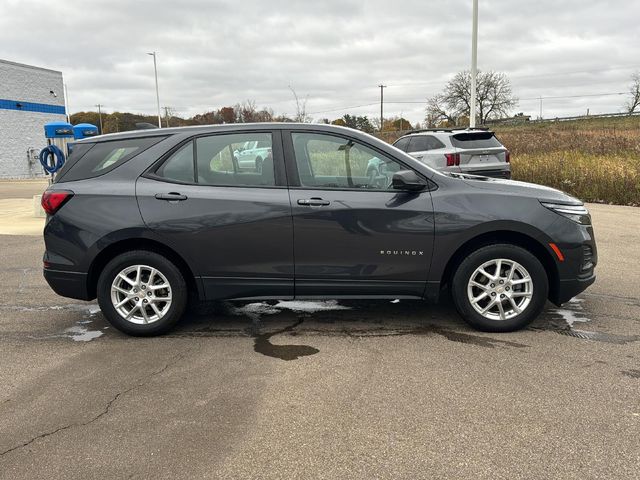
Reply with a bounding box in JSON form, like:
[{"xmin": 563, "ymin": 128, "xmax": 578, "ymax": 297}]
[{"xmin": 392, "ymin": 129, "xmax": 511, "ymax": 178}]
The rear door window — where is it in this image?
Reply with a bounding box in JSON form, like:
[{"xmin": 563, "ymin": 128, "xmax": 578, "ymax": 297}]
[
  {"xmin": 195, "ymin": 133, "xmax": 275, "ymax": 186},
  {"xmin": 57, "ymin": 136, "xmax": 165, "ymax": 182},
  {"xmin": 451, "ymin": 132, "xmax": 502, "ymax": 149}
]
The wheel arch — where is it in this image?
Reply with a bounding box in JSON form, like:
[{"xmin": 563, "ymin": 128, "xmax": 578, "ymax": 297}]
[
  {"xmin": 439, "ymin": 230, "xmax": 559, "ymax": 301},
  {"xmin": 87, "ymin": 238, "xmax": 200, "ymax": 300}
]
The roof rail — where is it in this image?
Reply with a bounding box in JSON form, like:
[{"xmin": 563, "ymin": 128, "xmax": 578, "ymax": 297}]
[{"xmin": 405, "ymin": 127, "xmax": 491, "ymax": 135}]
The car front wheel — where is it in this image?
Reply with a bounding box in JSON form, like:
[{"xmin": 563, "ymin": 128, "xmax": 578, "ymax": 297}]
[
  {"xmin": 451, "ymin": 244, "xmax": 548, "ymax": 332},
  {"xmin": 97, "ymin": 250, "xmax": 187, "ymax": 336}
]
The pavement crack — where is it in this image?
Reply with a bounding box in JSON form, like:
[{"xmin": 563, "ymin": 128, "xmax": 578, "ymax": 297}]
[{"xmin": 0, "ymin": 353, "xmax": 184, "ymax": 457}]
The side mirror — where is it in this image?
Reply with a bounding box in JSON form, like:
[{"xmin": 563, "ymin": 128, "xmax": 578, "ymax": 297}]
[{"xmin": 392, "ymin": 170, "xmax": 427, "ymax": 192}]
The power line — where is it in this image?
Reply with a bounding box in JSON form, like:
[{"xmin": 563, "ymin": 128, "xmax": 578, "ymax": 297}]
[
  {"xmin": 307, "ymin": 102, "xmax": 378, "ymax": 115},
  {"xmin": 519, "ymin": 91, "xmax": 627, "ymax": 101}
]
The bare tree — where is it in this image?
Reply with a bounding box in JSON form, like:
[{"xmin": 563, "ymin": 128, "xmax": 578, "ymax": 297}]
[
  {"xmin": 289, "ymin": 86, "xmax": 310, "ymax": 122},
  {"xmin": 425, "ymin": 94, "xmax": 456, "ymax": 127},
  {"xmin": 234, "ymin": 100, "xmax": 258, "ymax": 123},
  {"xmin": 426, "ymin": 70, "xmax": 517, "ymax": 126},
  {"xmin": 626, "ymin": 72, "xmax": 640, "ymax": 113}
]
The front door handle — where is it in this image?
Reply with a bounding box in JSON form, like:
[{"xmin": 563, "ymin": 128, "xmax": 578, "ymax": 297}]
[
  {"xmin": 155, "ymin": 192, "xmax": 188, "ymax": 201},
  {"xmin": 298, "ymin": 197, "xmax": 330, "ymax": 206}
]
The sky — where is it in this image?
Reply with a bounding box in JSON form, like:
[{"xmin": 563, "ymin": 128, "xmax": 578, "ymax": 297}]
[{"xmin": 1, "ymin": 0, "xmax": 639, "ymax": 124}]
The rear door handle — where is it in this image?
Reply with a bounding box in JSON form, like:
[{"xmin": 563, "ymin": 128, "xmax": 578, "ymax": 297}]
[
  {"xmin": 298, "ymin": 198, "xmax": 330, "ymax": 206},
  {"xmin": 155, "ymin": 192, "xmax": 188, "ymax": 201}
]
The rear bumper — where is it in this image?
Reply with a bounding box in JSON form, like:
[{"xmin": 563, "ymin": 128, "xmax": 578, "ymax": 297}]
[
  {"xmin": 43, "ymin": 268, "xmax": 92, "ymax": 301},
  {"xmin": 551, "ymin": 273, "xmax": 596, "ymax": 305}
]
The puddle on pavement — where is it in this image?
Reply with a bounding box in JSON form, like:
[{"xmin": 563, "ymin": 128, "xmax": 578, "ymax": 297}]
[
  {"xmin": 232, "ymin": 300, "xmax": 345, "ymax": 360},
  {"xmin": 253, "ymin": 318, "xmax": 320, "ymax": 361},
  {"xmin": 536, "ymin": 296, "xmax": 640, "ymax": 345},
  {"xmin": 54, "ymin": 304, "xmax": 107, "ymax": 342},
  {"xmin": 170, "ymin": 299, "xmax": 533, "ymax": 359},
  {"xmin": 15, "ymin": 303, "xmax": 109, "ymax": 342},
  {"xmin": 9, "ymin": 294, "xmax": 639, "ymax": 355}
]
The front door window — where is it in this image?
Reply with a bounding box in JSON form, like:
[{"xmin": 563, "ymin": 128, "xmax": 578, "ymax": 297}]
[{"xmin": 291, "ymin": 133, "xmax": 403, "ymax": 191}]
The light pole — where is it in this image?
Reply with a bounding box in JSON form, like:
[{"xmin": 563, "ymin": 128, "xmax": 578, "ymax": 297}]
[
  {"xmin": 63, "ymin": 82, "xmax": 70, "ymax": 123},
  {"xmin": 469, "ymin": 0, "xmax": 478, "ymax": 128},
  {"xmin": 147, "ymin": 52, "xmax": 162, "ymax": 128}
]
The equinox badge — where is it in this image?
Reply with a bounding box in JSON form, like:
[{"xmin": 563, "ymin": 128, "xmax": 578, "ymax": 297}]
[{"xmin": 380, "ymin": 250, "xmax": 424, "ymax": 256}]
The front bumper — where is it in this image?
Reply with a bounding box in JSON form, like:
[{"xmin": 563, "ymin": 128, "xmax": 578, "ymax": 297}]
[
  {"xmin": 552, "ymin": 273, "xmax": 596, "ymax": 305},
  {"xmin": 43, "ymin": 268, "xmax": 92, "ymax": 300}
]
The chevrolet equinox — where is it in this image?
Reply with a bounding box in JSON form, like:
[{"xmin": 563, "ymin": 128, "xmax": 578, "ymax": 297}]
[{"xmin": 42, "ymin": 123, "xmax": 597, "ymax": 336}]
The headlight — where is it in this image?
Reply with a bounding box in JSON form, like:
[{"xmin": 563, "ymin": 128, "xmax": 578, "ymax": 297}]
[{"xmin": 541, "ymin": 202, "xmax": 591, "ymax": 225}]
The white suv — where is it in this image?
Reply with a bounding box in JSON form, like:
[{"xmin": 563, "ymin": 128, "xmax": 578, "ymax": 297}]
[
  {"xmin": 392, "ymin": 129, "xmax": 511, "ymax": 178},
  {"xmin": 234, "ymin": 140, "xmax": 272, "ymax": 171}
]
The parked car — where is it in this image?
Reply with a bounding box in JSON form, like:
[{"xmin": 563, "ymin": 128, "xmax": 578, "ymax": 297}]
[
  {"xmin": 234, "ymin": 139, "xmax": 271, "ymax": 172},
  {"xmin": 42, "ymin": 123, "xmax": 596, "ymax": 336},
  {"xmin": 392, "ymin": 128, "xmax": 511, "ymax": 178}
]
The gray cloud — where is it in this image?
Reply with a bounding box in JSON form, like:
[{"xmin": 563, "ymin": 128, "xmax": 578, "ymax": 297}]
[{"xmin": 1, "ymin": 0, "xmax": 638, "ymax": 123}]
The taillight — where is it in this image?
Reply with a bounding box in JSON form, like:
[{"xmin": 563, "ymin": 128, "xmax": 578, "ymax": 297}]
[
  {"xmin": 445, "ymin": 153, "xmax": 460, "ymax": 167},
  {"xmin": 505, "ymin": 151, "xmax": 511, "ymax": 163},
  {"xmin": 41, "ymin": 190, "xmax": 74, "ymax": 215}
]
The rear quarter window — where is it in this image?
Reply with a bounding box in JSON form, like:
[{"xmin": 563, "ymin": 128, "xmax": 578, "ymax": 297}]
[
  {"xmin": 393, "ymin": 137, "xmax": 410, "ymax": 151},
  {"xmin": 407, "ymin": 135, "xmax": 445, "ymax": 152},
  {"xmin": 56, "ymin": 136, "xmax": 165, "ymax": 182},
  {"xmin": 451, "ymin": 132, "xmax": 502, "ymax": 149}
]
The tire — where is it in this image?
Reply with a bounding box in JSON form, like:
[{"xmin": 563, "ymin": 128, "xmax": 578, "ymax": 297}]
[
  {"xmin": 451, "ymin": 244, "xmax": 548, "ymax": 332},
  {"xmin": 97, "ymin": 250, "xmax": 188, "ymax": 336}
]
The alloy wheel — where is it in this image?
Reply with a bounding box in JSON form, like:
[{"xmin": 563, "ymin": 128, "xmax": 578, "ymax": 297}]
[
  {"xmin": 467, "ymin": 258, "xmax": 533, "ymax": 321},
  {"xmin": 110, "ymin": 264, "xmax": 172, "ymax": 324}
]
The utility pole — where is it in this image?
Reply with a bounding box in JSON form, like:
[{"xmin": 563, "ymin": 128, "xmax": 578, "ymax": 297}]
[
  {"xmin": 378, "ymin": 84, "xmax": 386, "ymax": 133},
  {"xmin": 163, "ymin": 106, "xmax": 171, "ymax": 127},
  {"xmin": 469, "ymin": 0, "xmax": 478, "ymax": 128},
  {"xmin": 95, "ymin": 104, "xmax": 104, "ymax": 133},
  {"xmin": 147, "ymin": 51, "xmax": 162, "ymax": 128}
]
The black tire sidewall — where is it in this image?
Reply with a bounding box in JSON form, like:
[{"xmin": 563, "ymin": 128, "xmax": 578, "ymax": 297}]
[
  {"xmin": 97, "ymin": 250, "xmax": 187, "ymax": 336},
  {"xmin": 452, "ymin": 244, "xmax": 548, "ymax": 332}
]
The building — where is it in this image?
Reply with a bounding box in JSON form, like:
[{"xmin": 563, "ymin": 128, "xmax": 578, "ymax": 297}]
[{"xmin": 0, "ymin": 59, "xmax": 66, "ymax": 178}]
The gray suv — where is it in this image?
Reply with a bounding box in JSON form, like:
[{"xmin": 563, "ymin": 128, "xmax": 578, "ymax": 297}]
[
  {"xmin": 42, "ymin": 123, "xmax": 595, "ymax": 336},
  {"xmin": 393, "ymin": 129, "xmax": 511, "ymax": 179}
]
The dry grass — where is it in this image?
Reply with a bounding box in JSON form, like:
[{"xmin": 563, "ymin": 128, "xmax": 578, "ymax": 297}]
[{"xmin": 495, "ymin": 116, "xmax": 640, "ymax": 206}]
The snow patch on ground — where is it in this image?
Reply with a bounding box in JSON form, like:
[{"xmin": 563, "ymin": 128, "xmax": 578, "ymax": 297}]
[
  {"xmin": 274, "ymin": 300, "xmax": 350, "ymax": 313},
  {"xmin": 550, "ymin": 297, "xmax": 590, "ymax": 327},
  {"xmin": 63, "ymin": 325, "xmax": 104, "ymax": 342},
  {"xmin": 231, "ymin": 300, "xmax": 350, "ymax": 320}
]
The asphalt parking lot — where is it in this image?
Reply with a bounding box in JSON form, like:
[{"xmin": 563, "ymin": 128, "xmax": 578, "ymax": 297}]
[{"xmin": 0, "ymin": 181, "xmax": 638, "ymax": 479}]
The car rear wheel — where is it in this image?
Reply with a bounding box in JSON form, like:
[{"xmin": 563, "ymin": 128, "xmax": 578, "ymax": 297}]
[
  {"xmin": 451, "ymin": 244, "xmax": 548, "ymax": 332},
  {"xmin": 97, "ymin": 250, "xmax": 187, "ymax": 336}
]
